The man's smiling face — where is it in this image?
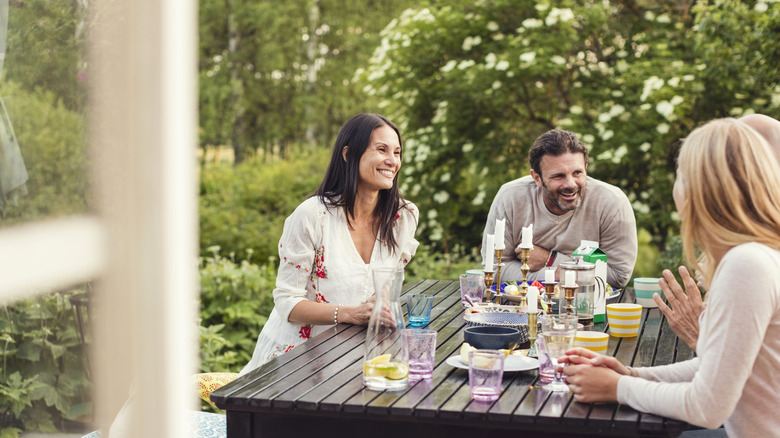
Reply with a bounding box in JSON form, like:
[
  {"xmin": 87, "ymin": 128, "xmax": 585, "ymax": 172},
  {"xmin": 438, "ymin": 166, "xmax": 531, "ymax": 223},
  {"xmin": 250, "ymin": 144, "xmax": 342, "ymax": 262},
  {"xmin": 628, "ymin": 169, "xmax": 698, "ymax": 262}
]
[{"xmin": 530, "ymin": 152, "xmax": 587, "ymax": 215}]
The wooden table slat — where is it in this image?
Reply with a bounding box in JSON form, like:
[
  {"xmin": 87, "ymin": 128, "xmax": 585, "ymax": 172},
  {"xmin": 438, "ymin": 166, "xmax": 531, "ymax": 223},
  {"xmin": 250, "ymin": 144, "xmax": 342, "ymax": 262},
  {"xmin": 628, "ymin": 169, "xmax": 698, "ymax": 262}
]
[{"xmin": 485, "ymin": 372, "xmax": 537, "ymax": 422}]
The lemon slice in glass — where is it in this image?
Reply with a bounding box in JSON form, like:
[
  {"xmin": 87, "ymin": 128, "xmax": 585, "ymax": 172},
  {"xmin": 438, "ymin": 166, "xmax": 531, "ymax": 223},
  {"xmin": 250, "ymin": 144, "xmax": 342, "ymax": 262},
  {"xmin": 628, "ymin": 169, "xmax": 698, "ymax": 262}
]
[
  {"xmin": 385, "ymin": 362, "xmax": 409, "ymax": 380},
  {"xmin": 367, "ymin": 354, "xmax": 392, "ymax": 365}
]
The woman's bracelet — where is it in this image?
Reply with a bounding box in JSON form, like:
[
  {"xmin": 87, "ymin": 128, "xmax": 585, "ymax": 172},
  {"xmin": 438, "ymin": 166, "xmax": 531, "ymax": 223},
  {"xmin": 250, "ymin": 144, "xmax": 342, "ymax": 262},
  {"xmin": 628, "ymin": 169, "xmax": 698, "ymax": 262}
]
[
  {"xmin": 626, "ymin": 366, "xmax": 638, "ymax": 377},
  {"xmin": 333, "ymin": 305, "xmax": 340, "ymax": 325}
]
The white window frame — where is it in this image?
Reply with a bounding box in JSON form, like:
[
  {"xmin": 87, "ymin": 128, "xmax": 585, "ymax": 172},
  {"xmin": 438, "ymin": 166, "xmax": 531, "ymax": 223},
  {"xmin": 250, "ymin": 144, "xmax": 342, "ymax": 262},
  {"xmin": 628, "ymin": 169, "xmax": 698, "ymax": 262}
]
[{"xmin": 0, "ymin": 0, "xmax": 198, "ymax": 436}]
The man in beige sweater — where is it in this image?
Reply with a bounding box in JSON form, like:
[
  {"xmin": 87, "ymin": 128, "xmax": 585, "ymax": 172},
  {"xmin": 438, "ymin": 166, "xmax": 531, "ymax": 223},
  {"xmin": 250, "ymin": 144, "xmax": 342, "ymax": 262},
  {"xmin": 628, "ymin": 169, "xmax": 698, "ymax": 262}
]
[{"xmin": 481, "ymin": 129, "xmax": 637, "ymax": 288}]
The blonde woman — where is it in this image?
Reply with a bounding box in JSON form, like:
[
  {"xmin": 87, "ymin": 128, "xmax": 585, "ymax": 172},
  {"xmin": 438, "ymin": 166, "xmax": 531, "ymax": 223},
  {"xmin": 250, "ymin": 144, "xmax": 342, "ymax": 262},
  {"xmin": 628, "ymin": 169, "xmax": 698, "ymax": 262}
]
[{"xmin": 560, "ymin": 118, "xmax": 780, "ymax": 437}]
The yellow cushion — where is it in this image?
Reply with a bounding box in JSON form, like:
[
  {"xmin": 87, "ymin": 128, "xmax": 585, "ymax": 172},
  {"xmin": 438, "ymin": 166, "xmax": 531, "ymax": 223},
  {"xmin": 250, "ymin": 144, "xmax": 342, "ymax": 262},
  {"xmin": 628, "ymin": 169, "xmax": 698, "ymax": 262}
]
[{"xmin": 194, "ymin": 372, "xmax": 238, "ymax": 409}]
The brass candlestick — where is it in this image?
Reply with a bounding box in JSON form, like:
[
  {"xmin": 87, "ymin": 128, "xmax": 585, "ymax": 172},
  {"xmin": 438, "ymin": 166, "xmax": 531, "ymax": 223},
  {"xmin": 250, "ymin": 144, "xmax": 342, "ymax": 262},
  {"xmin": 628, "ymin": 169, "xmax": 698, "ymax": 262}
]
[
  {"xmin": 528, "ymin": 311, "xmax": 538, "ymax": 357},
  {"xmin": 542, "ymin": 281, "xmax": 557, "ymax": 314},
  {"xmin": 483, "ymin": 271, "xmax": 495, "ymax": 303},
  {"xmin": 494, "ymin": 248, "xmax": 504, "ymax": 305},
  {"xmin": 518, "ymin": 247, "xmax": 531, "ymax": 289},
  {"xmin": 562, "ymin": 284, "xmax": 578, "ymax": 316}
]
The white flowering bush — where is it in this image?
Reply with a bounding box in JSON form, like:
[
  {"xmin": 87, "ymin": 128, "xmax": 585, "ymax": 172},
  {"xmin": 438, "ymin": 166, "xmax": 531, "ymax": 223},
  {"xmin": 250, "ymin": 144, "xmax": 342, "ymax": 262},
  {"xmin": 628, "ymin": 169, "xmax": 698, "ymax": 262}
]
[{"xmin": 357, "ymin": 0, "xmax": 780, "ymax": 253}]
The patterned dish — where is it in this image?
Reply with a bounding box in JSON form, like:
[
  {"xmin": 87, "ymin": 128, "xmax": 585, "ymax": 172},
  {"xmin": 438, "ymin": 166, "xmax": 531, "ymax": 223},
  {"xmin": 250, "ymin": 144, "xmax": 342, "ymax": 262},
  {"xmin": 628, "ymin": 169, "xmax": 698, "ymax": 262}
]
[
  {"xmin": 463, "ymin": 312, "xmax": 530, "ymax": 343},
  {"xmin": 464, "ymin": 303, "xmax": 524, "ymax": 314}
]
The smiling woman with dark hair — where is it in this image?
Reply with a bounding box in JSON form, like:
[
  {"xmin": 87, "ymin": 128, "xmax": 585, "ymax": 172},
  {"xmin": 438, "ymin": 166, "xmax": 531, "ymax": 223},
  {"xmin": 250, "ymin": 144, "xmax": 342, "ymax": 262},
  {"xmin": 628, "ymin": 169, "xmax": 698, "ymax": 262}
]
[{"xmin": 241, "ymin": 113, "xmax": 419, "ymax": 374}]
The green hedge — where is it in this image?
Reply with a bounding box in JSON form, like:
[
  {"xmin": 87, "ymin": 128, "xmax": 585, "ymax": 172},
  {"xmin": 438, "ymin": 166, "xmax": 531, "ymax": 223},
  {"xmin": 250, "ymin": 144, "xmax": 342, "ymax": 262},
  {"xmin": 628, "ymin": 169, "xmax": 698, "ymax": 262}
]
[
  {"xmin": 199, "ymin": 250, "xmax": 276, "ymax": 374},
  {"xmin": 199, "ymin": 148, "xmax": 330, "ymax": 264}
]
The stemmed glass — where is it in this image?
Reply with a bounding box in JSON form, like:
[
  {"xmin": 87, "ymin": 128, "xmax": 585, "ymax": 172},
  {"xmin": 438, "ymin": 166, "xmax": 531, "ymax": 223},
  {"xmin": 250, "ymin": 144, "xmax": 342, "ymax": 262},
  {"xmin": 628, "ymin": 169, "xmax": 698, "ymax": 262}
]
[{"xmin": 540, "ymin": 314, "xmax": 578, "ymax": 392}]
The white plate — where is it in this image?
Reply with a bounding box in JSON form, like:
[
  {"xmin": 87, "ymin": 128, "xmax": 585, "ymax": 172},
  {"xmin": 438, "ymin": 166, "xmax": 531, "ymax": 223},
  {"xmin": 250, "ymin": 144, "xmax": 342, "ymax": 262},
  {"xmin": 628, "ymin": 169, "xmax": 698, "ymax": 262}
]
[{"xmin": 445, "ymin": 354, "xmax": 539, "ymax": 372}]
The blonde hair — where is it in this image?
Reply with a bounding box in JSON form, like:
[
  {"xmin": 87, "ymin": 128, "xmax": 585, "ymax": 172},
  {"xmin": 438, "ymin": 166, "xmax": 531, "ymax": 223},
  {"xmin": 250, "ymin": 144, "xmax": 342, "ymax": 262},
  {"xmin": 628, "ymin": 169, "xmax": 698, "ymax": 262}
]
[{"xmin": 677, "ymin": 118, "xmax": 780, "ymax": 287}]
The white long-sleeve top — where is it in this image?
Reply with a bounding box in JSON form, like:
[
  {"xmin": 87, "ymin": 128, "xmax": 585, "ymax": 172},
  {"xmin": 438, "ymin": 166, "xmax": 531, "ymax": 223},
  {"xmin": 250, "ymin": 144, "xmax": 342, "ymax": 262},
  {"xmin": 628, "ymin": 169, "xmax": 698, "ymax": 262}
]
[
  {"xmin": 240, "ymin": 196, "xmax": 419, "ymax": 375},
  {"xmin": 617, "ymin": 242, "xmax": 780, "ymax": 436}
]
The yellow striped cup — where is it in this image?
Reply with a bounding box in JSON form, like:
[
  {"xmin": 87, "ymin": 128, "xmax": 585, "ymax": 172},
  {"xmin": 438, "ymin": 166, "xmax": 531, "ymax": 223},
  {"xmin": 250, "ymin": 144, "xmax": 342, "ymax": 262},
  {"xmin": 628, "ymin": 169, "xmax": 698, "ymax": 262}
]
[
  {"xmin": 573, "ymin": 331, "xmax": 609, "ymax": 353},
  {"xmin": 606, "ymin": 303, "xmax": 642, "ymax": 337}
]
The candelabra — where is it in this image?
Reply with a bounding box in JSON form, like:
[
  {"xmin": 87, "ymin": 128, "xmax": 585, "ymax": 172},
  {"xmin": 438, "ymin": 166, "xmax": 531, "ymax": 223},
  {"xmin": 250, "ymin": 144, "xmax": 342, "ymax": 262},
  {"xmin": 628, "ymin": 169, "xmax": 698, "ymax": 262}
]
[
  {"xmin": 541, "ymin": 281, "xmax": 557, "ymax": 314},
  {"xmin": 494, "ymin": 248, "xmax": 504, "ymax": 305},
  {"xmin": 561, "ymin": 284, "xmax": 578, "ymax": 316},
  {"xmin": 483, "ymin": 271, "xmax": 495, "ymax": 303}
]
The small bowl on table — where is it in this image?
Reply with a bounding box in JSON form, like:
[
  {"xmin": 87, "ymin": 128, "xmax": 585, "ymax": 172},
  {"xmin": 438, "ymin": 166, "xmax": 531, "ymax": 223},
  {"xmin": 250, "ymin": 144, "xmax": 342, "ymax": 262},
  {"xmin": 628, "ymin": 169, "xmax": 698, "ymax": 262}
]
[
  {"xmin": 463, "ymin": 326, "xmax": 522, "ymax": 350},
  {"xmin": 463, "ymin": 312, "xmax": 530, "ymax": 344}
]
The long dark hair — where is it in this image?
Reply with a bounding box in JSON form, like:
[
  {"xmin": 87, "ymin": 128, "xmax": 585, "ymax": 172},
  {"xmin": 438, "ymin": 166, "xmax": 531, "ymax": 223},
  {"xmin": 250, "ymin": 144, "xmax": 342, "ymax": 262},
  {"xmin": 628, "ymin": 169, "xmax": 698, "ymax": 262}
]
[{"xmin": 315, "ymin": 113, "xmax": 410, "ymax": 252}]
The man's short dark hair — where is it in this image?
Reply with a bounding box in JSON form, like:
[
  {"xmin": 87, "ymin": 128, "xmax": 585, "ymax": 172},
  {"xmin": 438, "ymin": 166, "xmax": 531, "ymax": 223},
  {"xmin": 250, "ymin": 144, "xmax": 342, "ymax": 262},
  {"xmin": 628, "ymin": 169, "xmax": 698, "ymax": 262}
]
[{"xmin": 528, "ymin": 129, "xmax": 590, "ymax": 177}]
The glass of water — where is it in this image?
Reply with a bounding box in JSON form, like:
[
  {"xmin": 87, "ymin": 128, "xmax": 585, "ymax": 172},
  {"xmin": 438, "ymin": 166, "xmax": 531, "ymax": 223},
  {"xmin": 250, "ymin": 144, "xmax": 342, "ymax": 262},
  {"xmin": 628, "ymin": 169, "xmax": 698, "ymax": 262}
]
[{"xmin": 540, "ymin": 314, "xmax": 578, "ymax": 392}]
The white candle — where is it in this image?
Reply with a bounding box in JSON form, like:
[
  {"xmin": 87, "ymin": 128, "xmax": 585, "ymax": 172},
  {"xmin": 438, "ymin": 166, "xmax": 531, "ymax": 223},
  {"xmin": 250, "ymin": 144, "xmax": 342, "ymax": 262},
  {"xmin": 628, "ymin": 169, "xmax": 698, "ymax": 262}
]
[
  {"xmin": 545, "ymin": 269, "xmax": 555, "ymax": 283},
  {"xmin": 527, "ymin": 286, "xmax": 538, "ymax": 314},
  {"xmin": 519, "ymin": 223, "xmax": 534, "ymax": 249},
  {"xmin": 494, "ymin": 219, "xmax": 505, "ymax": 250},
  {"xmin": 565, "ymin": 271, "xmax": 576, "ymax": 287},
  {"xmin": 484, "ymin": 234, "xmax": 495, "ymax": 271}
]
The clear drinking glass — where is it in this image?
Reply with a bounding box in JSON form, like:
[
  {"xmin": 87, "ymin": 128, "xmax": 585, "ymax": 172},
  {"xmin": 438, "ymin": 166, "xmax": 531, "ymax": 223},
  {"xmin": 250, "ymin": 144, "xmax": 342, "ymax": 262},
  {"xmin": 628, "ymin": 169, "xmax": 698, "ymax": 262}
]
[
  {"xmin": 363, "ymin": 268, "xmax": 408, "ymax": 391},
  {"xmin": 535, "ymin": 333, "xmax": 555, "ymax": 385},
  {"xmin": 468, "ymin": 350, "xmax": 505, "ymax": 402},
  {"xmin": 402, "ymin": 328, "xmax": 437, "ymax": 382},
  {"xmin": 540, "ymin": 314, "xmax": 578, "ymax": 392},
  {"xmin": 459, "ymin": 273, "xmax": 485, "ymax": 308}
]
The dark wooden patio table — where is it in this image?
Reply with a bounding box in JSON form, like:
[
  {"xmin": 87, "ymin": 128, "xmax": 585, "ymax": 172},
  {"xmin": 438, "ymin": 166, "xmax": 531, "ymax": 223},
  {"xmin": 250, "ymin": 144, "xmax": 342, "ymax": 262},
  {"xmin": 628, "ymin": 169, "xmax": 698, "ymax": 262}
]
[{"xmin": 212, "ymin": 279, "xmax": 697, "ymax": 438}]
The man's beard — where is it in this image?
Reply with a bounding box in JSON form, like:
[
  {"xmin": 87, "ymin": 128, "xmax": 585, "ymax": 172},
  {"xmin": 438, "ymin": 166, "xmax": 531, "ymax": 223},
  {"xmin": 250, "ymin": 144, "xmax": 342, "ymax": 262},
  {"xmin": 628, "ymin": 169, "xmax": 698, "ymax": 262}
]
[{"xmin": 543, "ymin": 183, "xmax": 583, "ymax": 212}]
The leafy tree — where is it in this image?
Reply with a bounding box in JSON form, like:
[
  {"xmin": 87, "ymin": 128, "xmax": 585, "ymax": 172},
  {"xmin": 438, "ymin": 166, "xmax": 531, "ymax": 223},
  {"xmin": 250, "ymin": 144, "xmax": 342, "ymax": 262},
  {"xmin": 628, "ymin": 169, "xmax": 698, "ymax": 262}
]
[
  {"xmin": 358, "ymin": 0, "xmax": 780, "ymax": 254},
  {"xmin": 0, "ymin": 80, "xmax": 88, "ymax": 224},
  {"xmin": 198, "ymin": 0, "xmax": 418, "ymax": 162},
  {"xmin": 4, "ymin": 0, "xmax": 87, "ymax": 111}
]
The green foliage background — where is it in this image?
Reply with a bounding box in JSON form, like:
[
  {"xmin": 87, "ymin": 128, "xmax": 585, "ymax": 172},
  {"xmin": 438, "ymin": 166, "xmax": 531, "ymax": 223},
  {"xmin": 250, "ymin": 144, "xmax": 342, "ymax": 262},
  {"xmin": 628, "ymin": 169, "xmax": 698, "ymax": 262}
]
[
  {"xmin": 193, "ymin": 1, "xmax": 779, "ymax": 407},
  {"xmin": 358, "ymin": 0, "xmax": 780, "ymax": 254},
  {"xmin": 2, "ymin": 0, "xmax": 778, "ymax": 424},
  {"xmin": 0, "ymin": 81, "xmax": 90, "ymax": 436}
]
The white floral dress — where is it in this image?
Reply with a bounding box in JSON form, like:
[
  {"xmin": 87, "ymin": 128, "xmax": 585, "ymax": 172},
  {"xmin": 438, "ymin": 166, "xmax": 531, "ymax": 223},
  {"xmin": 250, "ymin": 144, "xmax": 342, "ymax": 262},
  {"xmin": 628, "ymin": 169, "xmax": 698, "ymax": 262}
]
[{"xmin": 240, "ymin": 196, "xmax": 419, "ymax": 375}]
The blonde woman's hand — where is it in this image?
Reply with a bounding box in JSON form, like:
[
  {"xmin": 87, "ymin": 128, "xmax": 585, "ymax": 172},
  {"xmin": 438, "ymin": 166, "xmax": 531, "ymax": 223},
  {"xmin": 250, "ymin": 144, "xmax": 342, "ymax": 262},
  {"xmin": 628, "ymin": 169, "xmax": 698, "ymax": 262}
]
[
  {"xmin": 562, "ymin": 361, "xmax": 621, "ymax": 403},
  {"xmin": 656, "ymin": 266, "xmax": 704, "ymax": 351},
  {"xmin": 558, "ymin": 347, "xmax": 632, "ymax": 376}
]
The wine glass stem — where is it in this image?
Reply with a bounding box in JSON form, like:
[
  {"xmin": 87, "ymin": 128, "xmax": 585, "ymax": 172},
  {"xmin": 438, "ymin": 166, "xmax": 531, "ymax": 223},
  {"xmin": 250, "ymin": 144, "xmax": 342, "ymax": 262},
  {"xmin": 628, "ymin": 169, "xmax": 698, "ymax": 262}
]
[{"xmin": 552, "ymin": 359, "xmax": 563, "ymax": 383}]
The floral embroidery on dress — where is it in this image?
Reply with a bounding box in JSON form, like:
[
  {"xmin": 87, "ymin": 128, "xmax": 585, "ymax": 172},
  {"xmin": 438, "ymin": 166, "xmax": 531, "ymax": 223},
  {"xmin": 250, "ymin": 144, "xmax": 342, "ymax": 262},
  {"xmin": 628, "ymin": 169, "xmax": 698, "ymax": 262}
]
[
  {"xmin": 311, "ymin": 245, "xmax": 327, "ymax": 279},
  {"xmin": 272, "ymin": 344, "xmax": 296, "ymax": 358},
  {"xmin": 315, "ymin": 292, "xmax": 328, "ymax": 303},
  {"xmin": 299, "ymin": 325, "xmax": 312, "ymax": 339},
  {"xmin": 392, "ymin": 212, "xmax": 401, "ymax": 228}
]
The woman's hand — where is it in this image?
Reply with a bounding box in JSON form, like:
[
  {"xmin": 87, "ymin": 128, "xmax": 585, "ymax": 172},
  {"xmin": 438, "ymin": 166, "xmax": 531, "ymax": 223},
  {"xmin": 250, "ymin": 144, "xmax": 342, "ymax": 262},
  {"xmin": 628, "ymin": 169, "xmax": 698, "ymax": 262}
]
[
  {"xmin": 558, "ymin": 347, "xmax": 632, "ymax": 376},
  {"xmin": 656, "ymin": 266, "xmax": 704, "ymax": 351},
  {"xmin": 340, "ymin": 297, "xmax": 374, "ymax": 325},
  {"xmin": 558, "ymin": 347, "xmax": 632, "ymax": 403},
  {"xmin": 339, "ymin": 295, "xmax": 396, "ymax": 326},
  {"xmin": 562, "ymin": 362, "xmax": 622, "ymax": 403}
]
